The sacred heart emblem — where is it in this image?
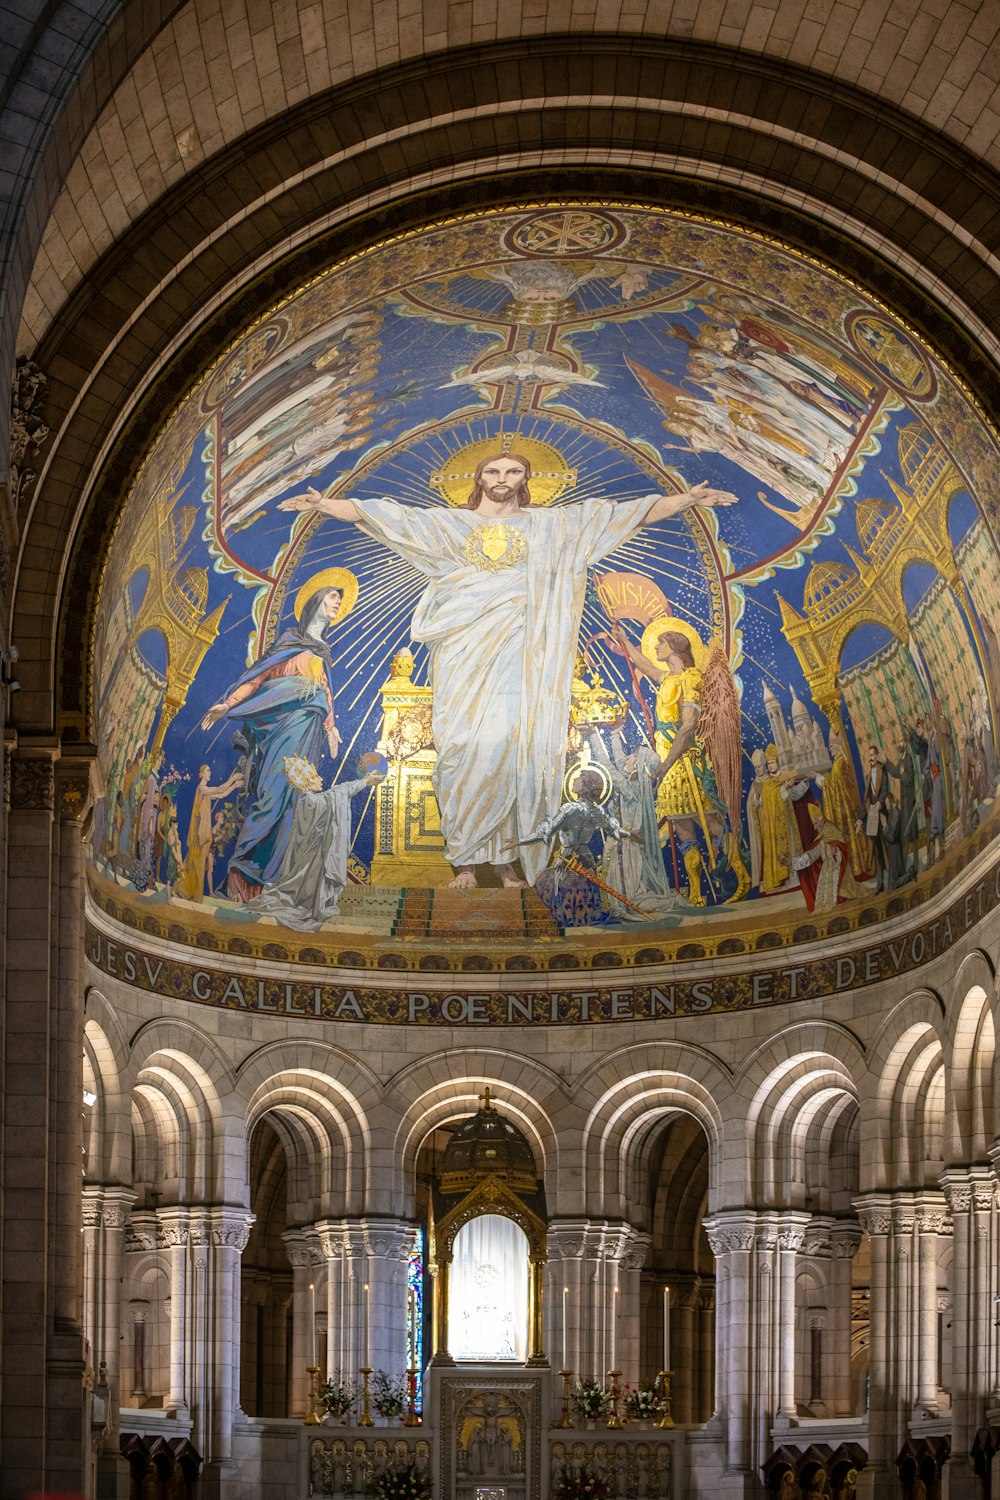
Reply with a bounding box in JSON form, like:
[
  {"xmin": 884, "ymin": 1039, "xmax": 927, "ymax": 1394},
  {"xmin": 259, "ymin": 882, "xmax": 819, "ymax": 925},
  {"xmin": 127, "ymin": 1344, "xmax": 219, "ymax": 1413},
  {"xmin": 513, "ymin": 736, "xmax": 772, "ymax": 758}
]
[
  {"xmin": 465, "ymin": 523, "xmax": 527, "ymax": 573},
  {"xmin": 481, "ymin": 524, "xmax": 510, "ymax": 561}
]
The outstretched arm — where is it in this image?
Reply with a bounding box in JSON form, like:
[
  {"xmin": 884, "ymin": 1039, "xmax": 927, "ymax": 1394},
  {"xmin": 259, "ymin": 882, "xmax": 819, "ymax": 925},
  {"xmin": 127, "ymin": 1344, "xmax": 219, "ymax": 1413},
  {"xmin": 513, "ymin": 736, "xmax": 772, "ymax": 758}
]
[
  {"xmin": 278, "ymin": 485, "xmax": 362, "ymax": 523},
  {"xmin": 641, "ymin": 479, "xmax": 738, "ymax": 525},
  {"xmin": 593, "ymin": 630, "xmax": 662, "ymax": 683}
]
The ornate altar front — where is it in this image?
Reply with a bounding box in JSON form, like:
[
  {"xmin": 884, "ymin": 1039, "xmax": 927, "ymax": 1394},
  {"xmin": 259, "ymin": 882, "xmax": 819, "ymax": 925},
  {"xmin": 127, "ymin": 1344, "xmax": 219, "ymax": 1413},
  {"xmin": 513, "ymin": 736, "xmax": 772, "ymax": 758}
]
[
  {"xmin": 370, "ymin": 651, "xmax": 453, "ymax": 887},
  {"xmin": 429, "ymin": 1365, "xmax": 548, "ymax": 1500}
]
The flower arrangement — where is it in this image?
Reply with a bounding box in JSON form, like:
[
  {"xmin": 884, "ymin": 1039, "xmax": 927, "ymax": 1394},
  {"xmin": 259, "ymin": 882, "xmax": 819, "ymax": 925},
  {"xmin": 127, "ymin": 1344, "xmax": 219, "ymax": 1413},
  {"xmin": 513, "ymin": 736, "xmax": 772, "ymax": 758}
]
[
  {"xmin": 374, "ymin": 1460, "xmax": 431, "ymax": 1500},
  {"xmin": 320, "ymin": 1370, "xmax": 357, "ymax": 1420},
  {"xmin": 570, "ymin": 1379, "xmax": 611, "ymax": 1422},
  {"xmin": 553, "ymin": 1462, "xmax": 611, "ymax": 1500},
  {"xmin": 371, "ymin": 1369, "xmax": 407, "ymax": 1421},
  {"xmin": 623, "ymin": 1383, "xmax": 663, "ymax": 1422}
]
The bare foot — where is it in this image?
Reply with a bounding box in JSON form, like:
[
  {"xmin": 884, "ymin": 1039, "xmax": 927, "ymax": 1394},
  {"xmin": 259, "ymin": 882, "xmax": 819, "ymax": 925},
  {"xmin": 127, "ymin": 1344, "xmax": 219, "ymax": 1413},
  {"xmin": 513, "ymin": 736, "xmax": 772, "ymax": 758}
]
[
  {"xmin": 494, "ymin": 863, "xmax": 528, "ymax": 888},
  {"xmin": 448, "ymin": 867, "xmax": 478, "ymax": 889}
]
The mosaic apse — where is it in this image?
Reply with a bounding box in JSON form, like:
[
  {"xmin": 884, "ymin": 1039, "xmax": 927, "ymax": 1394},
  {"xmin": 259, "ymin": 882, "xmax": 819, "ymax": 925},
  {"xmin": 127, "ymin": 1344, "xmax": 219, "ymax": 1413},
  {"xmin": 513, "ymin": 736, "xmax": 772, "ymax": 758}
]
[{"xmin": 88, "ymin": 203, "xmax": 1000, "ymax": 976}]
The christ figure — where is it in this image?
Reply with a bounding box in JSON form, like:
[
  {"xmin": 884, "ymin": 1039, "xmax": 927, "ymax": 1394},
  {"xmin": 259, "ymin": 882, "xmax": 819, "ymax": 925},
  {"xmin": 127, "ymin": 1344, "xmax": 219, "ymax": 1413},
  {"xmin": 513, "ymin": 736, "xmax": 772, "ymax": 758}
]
[{"xmin": 280, "ymin": 454, "xmax": 736, "ymax": 888}]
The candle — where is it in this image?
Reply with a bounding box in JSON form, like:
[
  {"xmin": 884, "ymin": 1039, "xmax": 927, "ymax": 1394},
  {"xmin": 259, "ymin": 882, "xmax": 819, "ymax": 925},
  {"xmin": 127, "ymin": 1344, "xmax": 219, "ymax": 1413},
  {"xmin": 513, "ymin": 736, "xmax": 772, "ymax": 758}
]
[
  {"xmin": 663, "ymin": 1285, "xmax": 670, "ymax": 1371},
  {"xmin": 562, "ymin": 1285, "xmax": 568, "ymax": 1371},
  {"xmin": 611, "ymin": 1287, "xmax": 617, "ymax": 1370},
  {"xmin": 364, "ymin": 1282, "xmax": 371, "ymax": 1368},
  {"xmin": 309, "ymin": 1282, "xmax": 317, "ymax": 1365}
]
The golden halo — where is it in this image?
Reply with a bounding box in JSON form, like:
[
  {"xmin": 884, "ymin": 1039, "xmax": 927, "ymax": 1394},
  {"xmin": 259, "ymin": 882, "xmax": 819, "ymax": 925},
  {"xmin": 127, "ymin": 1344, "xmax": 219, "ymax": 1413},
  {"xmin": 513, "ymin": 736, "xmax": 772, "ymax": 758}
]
[
  {"xmin": 428, "ymin": 436, "xmax": 576, "ymax": 507},
  {"xmin": 562, "ymin": 755, "xmax": 613, "ymax": 806},
  {"xmin": 293, "ymin": 567, "xmax": 359, "ymax": 623},
  {"xmin": 640, "ymin": 613, "xmax": 705, "ymax": 669}
]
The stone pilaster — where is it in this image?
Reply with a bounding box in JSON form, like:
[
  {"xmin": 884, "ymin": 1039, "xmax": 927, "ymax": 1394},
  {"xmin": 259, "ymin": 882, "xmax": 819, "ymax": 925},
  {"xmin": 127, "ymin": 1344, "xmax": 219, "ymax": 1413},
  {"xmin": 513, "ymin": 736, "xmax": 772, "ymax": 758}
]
[
  {"xmin": 829, "ymin": 1220, "xmax": 863, "ymax": 1417},
  {"xmin": 544, "ymin": 1220, "xmax": 588, "ymax": 1386},
  {"xmin": 942, "ymin": 1166, "xmax": 998, "ymax": 1498},
  {"xmin": 854, "ymin": 1196, "xmax": 892, "ymax": 1500},
  {"xmin": 282, "ymin": 1229, "xmax": 321, "ymax": 1415},
  {"xmin": 314, "ymin": 1217, "xmax": 414, "ymax": 1376},
  {"xmin": 704, "ymin": 1209, "xmax": 809, "ymax": 1479},
  {"xmin": 156, "ymin": 1204, "xmax": 253, "ymax": 1473},
  {"xmin": 0, "ymin": 743, "xmax": 91, "ymax": 1494}
]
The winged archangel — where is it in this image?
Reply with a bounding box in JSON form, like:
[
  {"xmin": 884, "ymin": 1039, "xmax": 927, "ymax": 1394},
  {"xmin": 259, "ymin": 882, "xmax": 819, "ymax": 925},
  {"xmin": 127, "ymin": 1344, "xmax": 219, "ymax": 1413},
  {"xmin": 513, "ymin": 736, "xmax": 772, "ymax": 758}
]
[{"xmin": 609, "ymin": 615, "xmax": 749, "ymax": 905}]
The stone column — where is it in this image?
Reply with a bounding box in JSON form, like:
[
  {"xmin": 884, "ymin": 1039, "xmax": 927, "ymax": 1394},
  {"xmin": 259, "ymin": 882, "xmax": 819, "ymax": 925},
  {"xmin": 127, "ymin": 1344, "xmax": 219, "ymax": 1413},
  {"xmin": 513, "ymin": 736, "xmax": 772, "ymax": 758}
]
[
  {"xmin": 316, "ymin": 1221, "xmax": 345, "ymax": 1372},
  {"xmin": 799, "ymin": 1218, "xmax": 833, "ymax": 1415},
  {"xmin": 544, "ymin": 1221, "xmax": 588, "ymax": 1387},
  {"xmin": 671, "ymin": 1276, "xmax": 700, "ymax": 1424},
  {"xmin": 84, "ymin": 1187, "xmax": 134, "ymax": 1481},
  {"xmin": 705, "ymin": 1210, "xmax": 808, "ymax": 1478},
  {"xmin": 616, "ymin": 1226, "xmax": 651, "ymax": 1384},
  {"xmin": 157, "ymin": 1208, "xmax": 191, "ymax": 1416},
  {"xmin": 364, "ymin": 1220, "xmax": 417, "ymax": 1374},
  {"xmin": 698, "ymin": 1285, "xmax": 716, "ymax": 1423},
  {"xmin": 911, "ymin": 1194, "xmax": 949, "ymax": 1417},
  {"xmin": 854, "ymin": 1198, "xmax": 893, "ymax": 1500},
  {"xmin": 282, "ymin": 1229, "xmax": 320, "ymax": 1416},
  {"xmin": 0, "ymin": 747, "xmax": 90, "ymax": 1495},
  {"xmin": 828, "ymin": 1221, "xmax": 863, "ymax": 1417},
  {"xmin": 207, "ymin": 1208, "xmax": 255, "ymax": 1463},
  {"xmin": 942, "ymin": 1167, "xmax": 997, "ymax": 1498},
  {"xmin": 704, "ymin": 1211, "xmax": 757, "ymax": 1476}
]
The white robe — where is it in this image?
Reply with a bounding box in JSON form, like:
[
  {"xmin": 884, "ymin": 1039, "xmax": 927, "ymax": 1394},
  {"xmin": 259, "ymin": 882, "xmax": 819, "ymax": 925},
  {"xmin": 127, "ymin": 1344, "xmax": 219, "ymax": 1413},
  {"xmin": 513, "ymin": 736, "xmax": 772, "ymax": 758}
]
[
  {"xmin": 249, "ymin": 778, "xmax": 365, "ymax": 930},
  {"xmin": 357, "ymin": 497, "xmax": 658, "ymax": 879}
]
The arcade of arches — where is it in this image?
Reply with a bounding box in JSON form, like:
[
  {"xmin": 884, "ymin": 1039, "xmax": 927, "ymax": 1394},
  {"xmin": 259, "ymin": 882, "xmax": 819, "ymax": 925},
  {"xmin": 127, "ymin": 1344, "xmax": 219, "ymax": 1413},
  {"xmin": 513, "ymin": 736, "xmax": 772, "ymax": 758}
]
[{"xmin": 8, "ymin": 4, "xmax": 1000, "ymax": 1500}]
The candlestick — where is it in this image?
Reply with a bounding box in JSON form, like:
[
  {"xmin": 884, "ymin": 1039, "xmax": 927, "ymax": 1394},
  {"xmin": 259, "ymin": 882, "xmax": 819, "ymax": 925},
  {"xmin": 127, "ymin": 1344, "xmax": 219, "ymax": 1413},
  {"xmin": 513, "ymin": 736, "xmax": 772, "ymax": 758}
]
[
  {"xmin": 656, "ymin": 1369, "xmax": 675, "ymax": 1429},
  {"xmin": 606, "ymin": 1369, "xmax": 623, "ymax": 1429},
  {"xmin": 663, "ymin": 1285, "xmax": 670, "ymax": 1372},
  {"xmin": 309, "ymin": 1282, "xmax": 317, "ymax": 1366},
  {"xmin": 557, "ymin": 1368, "xmax": 574, "ymax": 1428},
  {"xmin": 404, "ymin": 1367, "xmax": 420, "ymax": 1426},
  {"xmin": 364, "ymin": 1282, "xmax": 371, "ymax": 1369},
  {"xmin": 611, "ymin": 1287, "xmax": 618, "ymax": 1371},
  {"xmin": 359, "ymin": 1365, "xmax": 374, "ymax": 1426},
  {"xmin": 562, "ymin": 1285, "xmax": 568, "ymax": 1372},
  {"xmin": 304, "ymin": 1365, "xmax": 322, "ymax": 1425}
]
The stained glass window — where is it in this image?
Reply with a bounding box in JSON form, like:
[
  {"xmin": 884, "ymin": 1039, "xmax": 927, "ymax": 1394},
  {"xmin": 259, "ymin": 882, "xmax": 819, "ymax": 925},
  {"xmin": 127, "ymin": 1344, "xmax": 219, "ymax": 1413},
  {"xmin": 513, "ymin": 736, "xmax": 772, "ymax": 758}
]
[{"xmin": 407, "ymin": 1230, "xmax": 424, "ymax": 1412}]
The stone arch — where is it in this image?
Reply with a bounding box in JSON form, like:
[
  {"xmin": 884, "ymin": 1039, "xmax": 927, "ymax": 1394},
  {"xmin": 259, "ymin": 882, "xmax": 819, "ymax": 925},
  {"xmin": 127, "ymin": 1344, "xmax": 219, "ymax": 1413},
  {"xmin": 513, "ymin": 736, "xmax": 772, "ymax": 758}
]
[
  {"xmin": 6, "ymin": 37, "xmax": 1000, "ymax": 736},
  {"xmin": 127, "ymin": 1019, "xmax": 241, "ymax": 1203},
  {"xmin": 735, "ymin": 1022, "xmax": 865, "ymax": 1211},
  {"xmin": 943, "ymin": 949, "xmax": 997, "ymax": 1165},
  {"xmin": 387, "ymin": 1047, "xmax": 569, "ymax": 1218},
  {"xmin": 577, "ymin": 1042, "xmax": 730, "ymax": 1219},
  {"xmin": 238, "ymin": 1046, "xmax": 376, "ymax": 1219},
  {"xmin": 82, "ymin": 987, "xmax": 132, "ymax": 1184},
  {"xmin": 861, "ymin": 989, "xmax": 947, "ymax": 1191}
]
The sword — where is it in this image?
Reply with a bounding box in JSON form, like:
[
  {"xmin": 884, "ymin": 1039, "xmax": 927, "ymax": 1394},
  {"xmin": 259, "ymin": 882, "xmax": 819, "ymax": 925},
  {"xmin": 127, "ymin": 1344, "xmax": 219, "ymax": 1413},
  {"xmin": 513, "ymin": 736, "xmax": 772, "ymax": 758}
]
[{"xmin": 560, "ymin": 854, "xmax": 647, "ymax": 914}]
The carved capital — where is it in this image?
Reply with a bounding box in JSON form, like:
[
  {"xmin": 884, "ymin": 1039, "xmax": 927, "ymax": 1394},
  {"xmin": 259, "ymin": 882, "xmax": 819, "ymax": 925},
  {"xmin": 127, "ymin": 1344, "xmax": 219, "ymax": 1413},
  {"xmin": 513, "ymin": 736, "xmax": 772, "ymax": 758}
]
[
  {"xmin": 916, "ymin": 1207, "xmax": 949, "ymax": 1235},
  {"xmin": 58, "ymin": 774, "xmax": 88, "ymax": 822},
  {"xmin": 809, "ymin": 1313, "xmax": 827, "ymax": 1330},
  {"xmin": 82, "ymin": 1200, "xmax": 103, "ymax": 1229},
  {"xmin": 209, "ymin": 1211, "xmax": 255, "ymax": 1252},
  {"xmin": 10, "ymin": 756, "xmax": 54, "ymax": 812},
  {"xmin": 156, "ymin": 1213, "xmax": 190, "ymax": 1249},
  {"xmin": 704, "ymin": 1219, "xmax": 755, "ymax": 1255},
  {"xmin": 856, "ymin": 1208, "xmax": 892, "ymax": 1237}
]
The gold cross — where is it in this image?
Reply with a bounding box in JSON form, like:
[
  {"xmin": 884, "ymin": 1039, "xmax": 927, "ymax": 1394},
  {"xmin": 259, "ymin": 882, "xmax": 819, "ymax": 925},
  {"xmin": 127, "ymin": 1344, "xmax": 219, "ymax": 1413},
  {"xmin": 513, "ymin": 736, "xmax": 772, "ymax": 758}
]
[{"xmin": 479, "ymin": 1086, "xmax": 495, "ymax": 1111}]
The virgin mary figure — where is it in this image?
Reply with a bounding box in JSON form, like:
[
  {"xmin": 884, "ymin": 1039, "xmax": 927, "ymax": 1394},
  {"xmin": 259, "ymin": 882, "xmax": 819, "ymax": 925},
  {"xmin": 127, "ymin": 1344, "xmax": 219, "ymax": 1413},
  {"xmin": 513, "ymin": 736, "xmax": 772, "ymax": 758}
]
[{"xmin": 200, "ymin": 569, "xmax": 358, "ymax": 900}]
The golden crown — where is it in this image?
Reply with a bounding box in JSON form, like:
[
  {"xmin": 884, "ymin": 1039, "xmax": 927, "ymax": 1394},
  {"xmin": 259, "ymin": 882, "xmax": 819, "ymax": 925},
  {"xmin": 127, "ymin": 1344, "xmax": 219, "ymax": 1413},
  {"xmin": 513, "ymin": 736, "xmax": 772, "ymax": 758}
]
[{"xmin": 569, "ymin": 668, "xmax": 628, "ymax": 729}]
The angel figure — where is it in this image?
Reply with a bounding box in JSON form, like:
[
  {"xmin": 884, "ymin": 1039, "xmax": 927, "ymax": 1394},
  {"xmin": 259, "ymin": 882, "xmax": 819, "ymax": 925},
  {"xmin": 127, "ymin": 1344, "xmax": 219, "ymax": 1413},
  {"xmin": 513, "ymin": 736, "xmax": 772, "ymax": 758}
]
[
  {"xmin": 609, "ymin": 615, "xmax": 750, "ymax": 905},
  {"xmin": 440, "ymin": 348, "xmax": 604, "ymax": 389}
]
